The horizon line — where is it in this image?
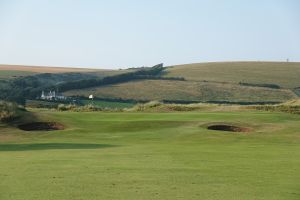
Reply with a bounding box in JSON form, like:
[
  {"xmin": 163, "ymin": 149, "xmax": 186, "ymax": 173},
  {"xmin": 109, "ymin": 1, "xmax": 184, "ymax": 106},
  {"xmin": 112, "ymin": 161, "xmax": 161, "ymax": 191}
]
[{"xmin": 0, "ymin": 60, "xmax": 299, "ymax": 70}]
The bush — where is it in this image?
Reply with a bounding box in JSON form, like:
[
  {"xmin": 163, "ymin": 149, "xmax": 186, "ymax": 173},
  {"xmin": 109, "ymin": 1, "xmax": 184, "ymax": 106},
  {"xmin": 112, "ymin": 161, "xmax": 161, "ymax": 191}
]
[
  {"xmin": 239, "ymin": 82, "xmax": 281, "ymax": 89},
  {"xmin": 57, "ymin": 104, "xmax": 68, "ymax": 111},
  {"xmin": 0, "ymin": 101, "xmax": 19, "ymax": 122}
]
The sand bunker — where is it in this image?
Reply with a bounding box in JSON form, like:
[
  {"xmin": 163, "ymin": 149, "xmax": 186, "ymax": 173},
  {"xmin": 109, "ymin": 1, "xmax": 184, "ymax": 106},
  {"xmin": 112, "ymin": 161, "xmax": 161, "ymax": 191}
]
[
  {"xmin": 18, "ymin": 122, "xmax": 64, "ymax": 131},
  {"xmin": 207, "ymin": 124, "xmax": 251, "ymax": 132}
]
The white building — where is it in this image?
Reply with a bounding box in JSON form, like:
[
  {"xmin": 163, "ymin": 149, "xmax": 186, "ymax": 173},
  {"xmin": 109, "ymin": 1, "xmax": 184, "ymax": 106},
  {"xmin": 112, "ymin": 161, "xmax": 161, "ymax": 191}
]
[{"xmin": 41, "ymin": 91, "xmax": 66, "ymax": 101}]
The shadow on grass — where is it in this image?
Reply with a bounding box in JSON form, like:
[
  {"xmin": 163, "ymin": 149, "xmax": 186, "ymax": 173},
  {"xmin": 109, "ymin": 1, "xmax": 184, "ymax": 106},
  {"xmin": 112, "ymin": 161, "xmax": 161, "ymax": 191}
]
[{"xmin": 0, "ymin": 143, "xmax": 118, "ymax": 151}]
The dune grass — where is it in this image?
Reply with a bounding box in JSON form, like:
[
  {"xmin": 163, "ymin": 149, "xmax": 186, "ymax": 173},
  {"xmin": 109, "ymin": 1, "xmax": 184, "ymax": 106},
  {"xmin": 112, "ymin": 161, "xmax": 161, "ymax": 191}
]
[{"xmin": 0, "ymin": 110, "xmax": 300, "ymax": 200}]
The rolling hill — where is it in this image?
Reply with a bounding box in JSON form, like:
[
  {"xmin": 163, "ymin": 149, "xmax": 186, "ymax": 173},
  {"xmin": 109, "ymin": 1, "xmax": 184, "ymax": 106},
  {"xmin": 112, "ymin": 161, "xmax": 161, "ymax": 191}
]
[
  {"xmin": 64, "ymin": 62, "xmax": 300, "ymax": 103},
  {"xmin": 164, "ymin": 62, "xmax": 300, "ymax": 89},
  {"xmin": 1, "ymin": 62, "xmax": 300, "ymax": 104},
  {"xmin": 65, "ymin": 79, "xmax": 297, "ymax": 103},
  {"xmin": 0, "ymin": 64, "xmax": 97, "ymax": 73},
  {"xmin": 0, "ymin": 64, "xmax": 126, "ymax": 80}
]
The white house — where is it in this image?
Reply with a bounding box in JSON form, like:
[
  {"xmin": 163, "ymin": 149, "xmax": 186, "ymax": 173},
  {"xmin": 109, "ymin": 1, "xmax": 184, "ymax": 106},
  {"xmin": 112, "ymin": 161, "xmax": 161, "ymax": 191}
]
[{"xmin": 41, "ymin": 91, "xmax": 66, "ymax": 101}]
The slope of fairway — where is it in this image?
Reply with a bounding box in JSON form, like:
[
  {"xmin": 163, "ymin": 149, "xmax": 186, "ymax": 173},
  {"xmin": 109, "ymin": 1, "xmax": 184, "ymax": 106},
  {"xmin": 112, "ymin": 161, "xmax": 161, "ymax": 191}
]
[
  {"xmin": 65, "ymin": 79, "xmax": 297, "ymax": 103},
  {"xmin": 0, "ymin": 110, "xmax": 300, "ymax": 200},
  {"xmin": 165, "ymin": 62, "xmax": 300, "ymax": 88}
]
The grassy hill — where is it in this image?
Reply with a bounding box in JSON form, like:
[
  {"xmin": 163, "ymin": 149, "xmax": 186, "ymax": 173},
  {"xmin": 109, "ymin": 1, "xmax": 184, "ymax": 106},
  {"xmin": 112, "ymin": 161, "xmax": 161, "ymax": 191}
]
[
  {"xmin": 1, "ymin": 62, "xmax": 300, "ymax": 104},
  {"xmin": 0, "ymin": 64, "xmax": 127, "ymax": 80},
  {"xmin": 0, "ymin": 64, "xmax": 137, "ymax": 104},
  {"xmin": 64, "ymin": 61, "xmax": 300, "ymax": 103},
  {"xmin": 0, "ymin": 70, "xmax": 37, "ymax": 80},
  {"xmin": 164, "ymin": 62, "xmax": 300, "ymax": 89},
  {"xmin": 0, "ymin": 64, "xmax": 96, "ymax": 73},
  {"xmin": 65, "ymin": 79, "xmax": 297, "ymax": 103}
]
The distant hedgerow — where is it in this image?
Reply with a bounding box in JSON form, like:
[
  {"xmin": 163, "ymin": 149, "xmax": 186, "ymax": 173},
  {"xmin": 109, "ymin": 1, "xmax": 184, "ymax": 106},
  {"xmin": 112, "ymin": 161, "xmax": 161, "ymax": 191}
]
[{"xmin": 0, "ymin": 101, "xmax": 20, "ymax": 122}]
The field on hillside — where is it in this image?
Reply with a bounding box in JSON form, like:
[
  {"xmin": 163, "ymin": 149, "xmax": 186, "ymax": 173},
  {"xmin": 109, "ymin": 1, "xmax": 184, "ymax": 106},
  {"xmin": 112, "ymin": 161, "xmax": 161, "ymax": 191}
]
[
  {"xmin": 65, "ymin": 79, "xmax": 297, "ymax": 103},
  {"xmin": 63, "ymin": 62, "xmax": 300, "ymax": 103},
  {"xmin": 1, "ymin": 62, "xmax": 300, "ymax": 103},
  {"xmin": 0, "ymin": 65, "xmax": 129, "ymax": 79},
  {"xmin": 0, "ymin": 64, "xmax": 97, "ymax": 73},
  {"xmin": 0, "ymin": 70, "xmax": 37, "ymax": 80},
  {"xmin": 0, "ymin": 110, "xmax": 300, "ymax": 200},
  {"xmin": 165, "ymin": 62, "xmax": 300, "ymax": 89}
]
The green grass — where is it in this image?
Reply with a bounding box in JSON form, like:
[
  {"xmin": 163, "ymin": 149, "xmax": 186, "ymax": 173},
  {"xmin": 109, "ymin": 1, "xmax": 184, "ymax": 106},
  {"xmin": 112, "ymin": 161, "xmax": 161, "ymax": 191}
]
[
  {"xmin": 164, "ymin": 62, "xmax": 300, "ymax": 89},
  {"xmin": 65, "ymin": 79, "xmax": 297, "ymax": 103},
  {"xmin": 0, "ymin": 110, "xmax": 300, "ymax": 199}
]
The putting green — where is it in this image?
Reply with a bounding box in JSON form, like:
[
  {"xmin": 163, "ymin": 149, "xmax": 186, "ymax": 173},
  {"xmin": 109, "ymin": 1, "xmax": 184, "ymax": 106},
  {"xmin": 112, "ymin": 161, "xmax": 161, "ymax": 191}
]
[{"xmin": 0, "ymin": 110, "xmax": 300, "ymax": 200}]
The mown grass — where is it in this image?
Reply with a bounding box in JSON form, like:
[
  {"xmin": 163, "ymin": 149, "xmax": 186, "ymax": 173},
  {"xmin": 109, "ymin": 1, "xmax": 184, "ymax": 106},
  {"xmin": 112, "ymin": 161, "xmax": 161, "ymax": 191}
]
[
  {"xmin": 65, "ymin": 79, "xmax": 297, "ymax": 103},
  {"xmin": 165, "ymin": 62, "xmax": 300, "ymax": 89},
  {"xmin": 0, "ymin": 110, "xmax": 300, "ymax": 200}
]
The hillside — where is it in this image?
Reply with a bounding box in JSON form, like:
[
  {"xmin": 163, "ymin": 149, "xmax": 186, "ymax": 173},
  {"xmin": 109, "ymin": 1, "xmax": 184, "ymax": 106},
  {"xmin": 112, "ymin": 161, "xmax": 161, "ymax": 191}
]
[
  {"xmin": 65, "ymin": 79, "xmax": 297, "ymax": 103},
  {"xmin": 1, "ymin": 62, "xmax": 300, "ymax": 104},
  {"xmin": 64, "ymin": 62, "xmax": 300, "ymax": 103},
  {"xmin": 0, "ymin": 64, "xmax": 126, "ymax": 80},
  {"xmin": 164, "ymin": 62, "xmax": 300, "ymax": 89},
  {"xmin": 0, "ymin": 64, "xmax": 161, "ymax": 104},
  {"xmin": 0, "ymin": 70, "xmax": 37, "ymax": 80},
  {"xmin": 0, "ymin": 64, "xmax": 97, "ymax": 73}
]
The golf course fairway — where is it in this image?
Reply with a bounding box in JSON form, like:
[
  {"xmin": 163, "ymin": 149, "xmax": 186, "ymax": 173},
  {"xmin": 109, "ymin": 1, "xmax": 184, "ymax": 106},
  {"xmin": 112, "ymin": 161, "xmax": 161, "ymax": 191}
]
[{"xmin": 0, "ymin": 110, "xmax": 300, "ymax": 200}]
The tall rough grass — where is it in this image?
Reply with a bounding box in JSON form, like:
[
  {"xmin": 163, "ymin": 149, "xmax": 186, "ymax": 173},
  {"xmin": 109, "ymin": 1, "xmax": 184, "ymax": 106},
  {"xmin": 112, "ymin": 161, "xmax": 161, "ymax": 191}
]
[
  {"xmin": 251, "ymin": 99, "xmax": 300, "ymax": 114},
  {"xmin": 126, "ymin": 101, "xmax": 219, "ymax": 112}
]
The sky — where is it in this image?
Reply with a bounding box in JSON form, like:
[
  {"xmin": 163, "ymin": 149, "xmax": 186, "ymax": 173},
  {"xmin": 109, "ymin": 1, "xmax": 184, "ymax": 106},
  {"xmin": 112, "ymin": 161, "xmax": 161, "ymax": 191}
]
[{"xmin": 0, "ymin": 0, "xmax": 299, "ymax": 69}]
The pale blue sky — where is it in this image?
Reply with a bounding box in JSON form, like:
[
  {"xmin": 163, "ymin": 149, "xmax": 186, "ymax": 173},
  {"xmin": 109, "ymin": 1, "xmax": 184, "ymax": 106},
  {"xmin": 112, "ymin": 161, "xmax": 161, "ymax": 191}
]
[{"xmin": 0, "ymin": 0, "xmax": 299, "ymax": 69}]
